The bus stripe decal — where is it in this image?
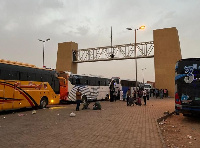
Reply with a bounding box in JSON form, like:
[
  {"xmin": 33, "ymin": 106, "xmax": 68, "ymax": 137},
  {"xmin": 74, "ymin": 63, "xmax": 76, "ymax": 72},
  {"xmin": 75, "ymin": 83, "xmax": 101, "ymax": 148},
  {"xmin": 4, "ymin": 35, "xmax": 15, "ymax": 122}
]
[
  {"xmin": 0, "ymin": 97, "xmax": 24, "ymax": 102},
  {"xmin": 2, "ymin": 82, "xmax": 35, "ymax": 107},
  {"xmin": 0, "ymin": 82, "xmax": 38, "ymax": 107}
]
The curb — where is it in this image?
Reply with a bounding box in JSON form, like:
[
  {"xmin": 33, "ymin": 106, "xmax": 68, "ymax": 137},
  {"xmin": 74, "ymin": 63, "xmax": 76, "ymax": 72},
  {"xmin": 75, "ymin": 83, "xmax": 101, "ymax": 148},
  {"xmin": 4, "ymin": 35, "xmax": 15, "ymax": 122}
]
[
  {"xmin": 156, "ymin": 111, "xmax": 175, "ymax": 148},
  {"xmin": 157, "ymin": 111, "xmax": 175, "ymax": 122}
]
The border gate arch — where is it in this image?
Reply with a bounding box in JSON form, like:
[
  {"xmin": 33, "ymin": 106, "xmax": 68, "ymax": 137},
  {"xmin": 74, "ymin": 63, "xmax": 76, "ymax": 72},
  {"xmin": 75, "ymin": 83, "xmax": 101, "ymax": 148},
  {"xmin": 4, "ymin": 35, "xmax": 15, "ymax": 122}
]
[{"xmin": 56, "ymin": 27, "xmax": 182, "ymax": 97}]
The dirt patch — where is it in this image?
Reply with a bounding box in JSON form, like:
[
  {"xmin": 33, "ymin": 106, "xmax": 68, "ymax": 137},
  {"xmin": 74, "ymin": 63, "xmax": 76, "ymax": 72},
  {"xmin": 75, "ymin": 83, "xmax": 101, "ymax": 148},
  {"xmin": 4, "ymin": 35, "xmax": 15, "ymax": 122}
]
[{"xmin": 159, "ymin": 114, "xmax": 200, "ymax": 148}]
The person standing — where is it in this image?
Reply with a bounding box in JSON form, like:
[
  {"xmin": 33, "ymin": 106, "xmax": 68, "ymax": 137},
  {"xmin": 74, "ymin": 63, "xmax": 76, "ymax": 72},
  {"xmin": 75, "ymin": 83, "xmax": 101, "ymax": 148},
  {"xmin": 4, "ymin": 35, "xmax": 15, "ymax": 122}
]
[
  {"xmin": 143, "ymin": 89, "xmax": 147, "ymax": 105},
  {"xmin": 164, "ymin": 89, "xmax": 167, "ymax": 97},
  {"xmin": 126, "ymin": 88, "xmax": 131, "ymax": 106},
  {"xmin": 117, "ymin": 89, "xmax": 120, "ymax": 100},
  {"xmin": 113, "ymin": 91, "xmax": 117, "ymax": 102},
  {"xmin": 76, "ymin": 88, "xmax": 82, "ymax": 111},
  {"xmin": 138, "ymin": 89, "xmax": 143, "ymax": 98},
  {"xmin": 160, "ymin": 89, "xmax": 163, "ymax": 99},
  {"xmin": 155, "ymin": 89, "xmax": 159, "ymax": 98},
  {"xmin": 153, "ymin": 89, "xmax": 155, "ymax": 97},
  {"xmin": 109, "ymin": 80, "xmax": 115, "ymax": 102},
  {"xmin": 146, "ymin": 89, "xmax": 150, "ymax": 100},
  {"xmin": 132, "ymin": 90, "xmax": 135, "ymax": 99},
  {"xmin": 120, "ymin": 90, "xmax": 123, "ymax": 101}
]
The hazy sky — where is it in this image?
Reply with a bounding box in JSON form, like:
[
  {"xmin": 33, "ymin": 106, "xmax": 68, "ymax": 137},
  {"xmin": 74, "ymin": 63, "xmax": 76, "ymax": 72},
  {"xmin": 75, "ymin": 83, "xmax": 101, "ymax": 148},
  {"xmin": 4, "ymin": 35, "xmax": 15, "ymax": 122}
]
[{"xmin": 0, "ymin": 0, "xmax": 200, "ymax": 82}]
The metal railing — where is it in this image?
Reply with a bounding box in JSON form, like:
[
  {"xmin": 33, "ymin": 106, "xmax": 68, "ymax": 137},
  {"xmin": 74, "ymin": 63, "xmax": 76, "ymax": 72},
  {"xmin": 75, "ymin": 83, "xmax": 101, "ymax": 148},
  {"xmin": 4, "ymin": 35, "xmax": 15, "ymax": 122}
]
[{"xmin": 73, "ymin": 41, "xmax": 154, "ymax": 63}]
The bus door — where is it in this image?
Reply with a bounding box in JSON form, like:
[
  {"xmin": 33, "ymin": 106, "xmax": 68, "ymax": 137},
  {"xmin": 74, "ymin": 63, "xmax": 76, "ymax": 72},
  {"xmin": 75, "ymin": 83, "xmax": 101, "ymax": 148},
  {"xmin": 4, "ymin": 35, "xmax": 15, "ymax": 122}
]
[{"xmin": 2, "ymin": 80, "xmax": 15, "ymax": 110}]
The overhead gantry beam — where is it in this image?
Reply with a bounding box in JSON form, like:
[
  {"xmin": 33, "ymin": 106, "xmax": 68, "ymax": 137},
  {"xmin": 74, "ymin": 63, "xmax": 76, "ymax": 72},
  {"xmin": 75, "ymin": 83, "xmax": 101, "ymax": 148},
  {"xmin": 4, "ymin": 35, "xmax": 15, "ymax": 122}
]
[{"xmin": 73, "ymin": 41, "xmax": 154, "ymax": 63}]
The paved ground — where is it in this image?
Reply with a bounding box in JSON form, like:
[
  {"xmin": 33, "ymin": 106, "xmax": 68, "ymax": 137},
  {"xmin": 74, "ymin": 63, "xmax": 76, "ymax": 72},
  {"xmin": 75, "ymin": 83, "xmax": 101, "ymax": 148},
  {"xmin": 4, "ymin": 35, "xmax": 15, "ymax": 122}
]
[{"xmin": 0, "ymin": 97, "xmax": 174, "ymax": 148}]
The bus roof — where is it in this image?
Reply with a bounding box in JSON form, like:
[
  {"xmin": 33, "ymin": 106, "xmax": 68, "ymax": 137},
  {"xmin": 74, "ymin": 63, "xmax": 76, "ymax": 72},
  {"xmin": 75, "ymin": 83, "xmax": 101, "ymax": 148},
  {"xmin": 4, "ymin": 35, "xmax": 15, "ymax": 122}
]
[
  {"xmin": 178, "ymin": 58, "xmax": 200, "ymax": 62},
  {"xmin": 0, "ymin": 59, "xmax": 54, "ymax": 71}
]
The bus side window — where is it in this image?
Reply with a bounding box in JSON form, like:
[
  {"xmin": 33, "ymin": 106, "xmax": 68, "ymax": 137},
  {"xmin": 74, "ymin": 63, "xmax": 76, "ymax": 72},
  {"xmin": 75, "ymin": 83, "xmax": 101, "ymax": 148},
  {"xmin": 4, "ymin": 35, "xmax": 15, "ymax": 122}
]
[
  {"xmin": 106, "ymin": 80, "xmax": 110, "ymax": 86},
  {"xmin": 36, "ymin": 74, "xmax": 42, "ymax": 82},
  {"xmin": 4, "ymin": 70, "xmax": 11, "ymax": 80},
  {"xmin": 91, "ymin": 79, "xmax": 95, "ymax": 86},
  {"xmin": 71, "ymin": 77, "xmax": 75, "ymax": 85},
  {"xmin": 20, "ymin": 72, "xmax": 28, "ymax": 81},
  {"xmin": 80, "ymin": 76, "xmax": 85, "ymax": 85},
  {"xmin": 28, "ymin": 73, "xmax": 36, "ymax": 81},
  {"xmin": 76, "ymin": 79, "xmax": 80, "ymax": 85},
  {"xmin": 86, "ymin": 80, "xmax": 89, "ymax": 85},
  {"xmin": 42, "ymin": 74, "xmax": 48, "ymax": 82},
  {"xmin": 54, "ymin": 78, "xmax": 60, "ymax": 94},
  {"xmin": 11, "ymin": 71, "xmax": 19, "ymax": 80},
  {"xmin": 98, "ymin": 81, "xmax": 100, "ymax": 86}
]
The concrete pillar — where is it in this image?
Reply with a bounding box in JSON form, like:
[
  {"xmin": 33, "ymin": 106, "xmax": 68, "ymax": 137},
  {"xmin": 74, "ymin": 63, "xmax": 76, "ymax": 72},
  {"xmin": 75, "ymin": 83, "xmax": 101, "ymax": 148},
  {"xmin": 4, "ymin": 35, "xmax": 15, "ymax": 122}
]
[
  {"xmin": 153, "ymin": 27, "xmax": 182, "ymax": 97},
  {"xmin": 56, "ymin": 42, "xmax": 78, "ymax": 74}
]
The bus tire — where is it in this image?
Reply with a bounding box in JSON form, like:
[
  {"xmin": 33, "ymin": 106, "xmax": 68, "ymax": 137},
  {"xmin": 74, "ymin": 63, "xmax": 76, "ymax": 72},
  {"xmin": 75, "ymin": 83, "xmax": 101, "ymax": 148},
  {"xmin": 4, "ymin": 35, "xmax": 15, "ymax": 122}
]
[{"xmin": 40, "ymin": 97, "xmax": 48, "ymax": 109}]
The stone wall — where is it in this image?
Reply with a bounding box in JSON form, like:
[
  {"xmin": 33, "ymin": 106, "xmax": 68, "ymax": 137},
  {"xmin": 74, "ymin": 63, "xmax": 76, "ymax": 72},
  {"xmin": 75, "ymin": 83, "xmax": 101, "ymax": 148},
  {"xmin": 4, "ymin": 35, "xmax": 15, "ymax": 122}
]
[
  {"xmin": 56, "ymin": 42, "xmax": 78, "ymax": 74},
  {"xmin": 153, "ymin": 27, "xmax": 182, "ymax": 97}
]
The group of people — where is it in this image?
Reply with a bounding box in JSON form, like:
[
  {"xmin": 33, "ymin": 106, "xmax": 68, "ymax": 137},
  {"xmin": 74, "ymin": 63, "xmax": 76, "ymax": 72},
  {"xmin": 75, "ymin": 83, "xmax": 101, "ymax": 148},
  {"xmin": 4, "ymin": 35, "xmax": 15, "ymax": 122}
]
[
  {"xmin": 126, "ymin": 89, "xmax": 150, "ymax": 106},
  {"xmin": 75, "ymin": 86, "xmax": 169, "ymax": 110},
  {"xmin": 153, "ymin": 88, "xmax": 168, "ymax": 99},
  {"xmin": 75, "ymin": 88, "xmax": 101, "ymax": 111},
  {"xmin": 125, "ymin": 88, "xmax": 169, "ymax": 106}
]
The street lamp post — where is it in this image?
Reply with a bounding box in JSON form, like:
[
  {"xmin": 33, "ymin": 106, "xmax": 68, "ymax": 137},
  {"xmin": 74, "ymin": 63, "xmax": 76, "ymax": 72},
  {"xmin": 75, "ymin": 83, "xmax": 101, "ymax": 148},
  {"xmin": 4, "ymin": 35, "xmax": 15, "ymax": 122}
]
[
  {"xmin": 38, "ymin": 38, "xmax": 50, "ymax": 68},
  {"xmin": 142, "ymin": 68, "xmax": 146, "ymax": 84},
  {"xmin": 126, "ymin": 26, "xmax": 145, "ymax": 98}
]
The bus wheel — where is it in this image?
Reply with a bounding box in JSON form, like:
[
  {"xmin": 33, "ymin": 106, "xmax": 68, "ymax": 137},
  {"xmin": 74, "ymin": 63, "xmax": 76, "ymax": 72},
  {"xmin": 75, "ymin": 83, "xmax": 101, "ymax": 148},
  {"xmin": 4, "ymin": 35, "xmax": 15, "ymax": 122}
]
[{"xmin": 40, "ymin": 97, "xmax": 48, "ymax": 109}]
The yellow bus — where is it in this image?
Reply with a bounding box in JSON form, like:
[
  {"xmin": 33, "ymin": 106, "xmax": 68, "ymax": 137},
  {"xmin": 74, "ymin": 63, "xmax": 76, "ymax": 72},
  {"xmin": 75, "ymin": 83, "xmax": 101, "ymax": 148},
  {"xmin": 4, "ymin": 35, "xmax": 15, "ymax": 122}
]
[{"xmin": 0, "ymin": 60, "xmax": 64, "ymax": 111}]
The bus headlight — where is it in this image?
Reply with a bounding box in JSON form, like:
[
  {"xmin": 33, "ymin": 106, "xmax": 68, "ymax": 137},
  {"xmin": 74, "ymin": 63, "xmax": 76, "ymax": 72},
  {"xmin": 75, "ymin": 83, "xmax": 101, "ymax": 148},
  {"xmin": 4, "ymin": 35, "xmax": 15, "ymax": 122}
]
[{"xmin": 51, "ymin": 100, "xmax": 54, "ymax": 103}]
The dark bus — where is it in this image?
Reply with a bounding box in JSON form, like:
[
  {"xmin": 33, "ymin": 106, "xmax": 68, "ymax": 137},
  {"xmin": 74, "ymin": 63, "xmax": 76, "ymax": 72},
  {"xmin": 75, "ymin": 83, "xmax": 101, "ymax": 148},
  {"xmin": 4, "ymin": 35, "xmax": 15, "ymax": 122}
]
[{"xmin": 175, "ymin": 58, "xmax": 200, "ymax": 115}]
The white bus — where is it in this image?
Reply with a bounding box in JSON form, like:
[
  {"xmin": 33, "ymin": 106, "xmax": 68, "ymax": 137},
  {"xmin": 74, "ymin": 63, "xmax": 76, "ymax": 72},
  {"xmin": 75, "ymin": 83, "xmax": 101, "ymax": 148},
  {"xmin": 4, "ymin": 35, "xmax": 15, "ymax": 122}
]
[{"xmin": 67, "ymin": 74, "xmax": 111, "ymax": 102}]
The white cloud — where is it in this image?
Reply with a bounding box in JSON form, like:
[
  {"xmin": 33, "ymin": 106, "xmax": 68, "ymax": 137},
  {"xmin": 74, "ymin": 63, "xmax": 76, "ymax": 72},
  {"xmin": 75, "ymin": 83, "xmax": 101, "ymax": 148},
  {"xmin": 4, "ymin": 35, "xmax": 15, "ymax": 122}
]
[
  {"xmin": 4, "ymin": 20, "xmax": 18, "ymax": 31},
  {"xmin": 0, "ymin": 0, "xmax": 200, "ymax": 82}
]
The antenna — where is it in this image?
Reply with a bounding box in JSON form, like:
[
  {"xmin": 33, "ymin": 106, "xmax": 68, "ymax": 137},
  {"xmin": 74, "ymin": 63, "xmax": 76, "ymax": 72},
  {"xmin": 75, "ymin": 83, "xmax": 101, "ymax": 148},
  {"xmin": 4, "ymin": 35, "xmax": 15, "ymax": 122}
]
[{"xmin": 111, "ymin": 26, "xmax": 113, "ymax": 54}]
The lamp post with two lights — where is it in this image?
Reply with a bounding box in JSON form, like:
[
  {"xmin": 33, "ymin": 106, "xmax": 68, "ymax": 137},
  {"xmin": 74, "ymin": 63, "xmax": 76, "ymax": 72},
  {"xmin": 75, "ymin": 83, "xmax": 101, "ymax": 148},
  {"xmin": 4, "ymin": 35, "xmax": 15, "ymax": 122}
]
[
  {"xmin": 38, "ymin": 38, "xmax": 50, "ymax": 68},
  {"xmin": 126, "ymin": 26, "xmax": 145, "ymax": 97}
]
